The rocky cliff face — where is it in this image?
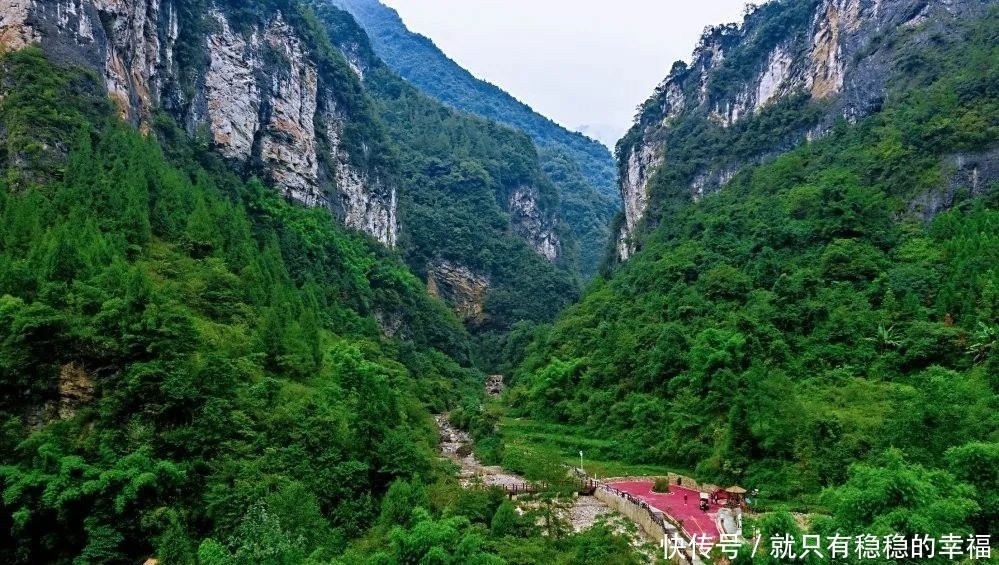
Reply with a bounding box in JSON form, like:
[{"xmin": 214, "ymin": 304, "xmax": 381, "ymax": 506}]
[
  {"xmin": 23, "ymin": 362, "xmax": 96, "ymax": 429},
  {"xmin": 615, "ymin": 0, "xmax": 988, "ymax": 259},
  {"xmin": 426, "ymin": 260, "xmax": 489, "ymax": 324},
  {"xmin": 508, "ymin": 186, "xmax": 561, "ymax": 262},
  {"xmin": 1, "ymin": 0, "xmax": 397, "ymax": 245},
  {"xmin": 616, "ymin": 143, "xmax": 661, "ymax": 260},
  {"xmin": 912, "ymin": 146, "xmax": 999, "ymax": 222}
]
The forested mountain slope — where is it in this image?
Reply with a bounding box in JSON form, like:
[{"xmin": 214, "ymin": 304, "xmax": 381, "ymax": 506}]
[
  {"xmin": 310, "ymin": 3, "xmax": 580, "ymax": 367},
  {"xmin": 0, "ymin": 45, "xmax": 475, "ymax": 564},
  {"xmin": 1, "ymin": 0, "xmax": 580, "ymax": 339},
  {"xmin": 514, "ymin": 0, "xmax": 999, "ymax": 543},
  {"xmin": 328, "ymin": 0, "xmax": 619, "ymax": 279},
  {"xmin": 614, "ymin": 0, "xmax": 996, "ymax": 260},
  {"xmin": 0, "ymin": 1, "xmax": 638, "ymax": 564}
]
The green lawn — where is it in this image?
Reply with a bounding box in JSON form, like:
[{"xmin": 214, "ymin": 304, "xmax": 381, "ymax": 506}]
[{"xmin": 499, "ymin": 416, "xmax": 690, "ymax": 479}]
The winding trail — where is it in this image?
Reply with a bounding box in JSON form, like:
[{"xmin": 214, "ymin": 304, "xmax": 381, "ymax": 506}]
[{"xmin": 435, "ymin": 414, "xmax": 525, "ymax": 488}]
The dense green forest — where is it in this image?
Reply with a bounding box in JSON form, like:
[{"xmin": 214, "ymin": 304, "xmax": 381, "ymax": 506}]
[
  {"xmin": 0, "ymin": 15, "xmax": 640, "ymax": 565},
  {"xmin": 327, "ymin": 0, "xmax": 619, "ymax": 279},
  {"xmin": 7, "ymin": 0, "xmax": 999, "ymax": 562},
  {"xmin": 0, "ymin": 45, "xmax": 457, "ymax": 563},
  {"xmin": 512, "ymin": 4, "xmax": 999, "ymax": 550}
]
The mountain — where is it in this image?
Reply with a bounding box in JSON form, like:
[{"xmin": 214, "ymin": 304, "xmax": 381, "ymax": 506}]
[
  {"xmin": 513, "ymin": 0, "xmax": 999, "ymax": 539},
  {"xmin": 0, "ymin": 1, "xmax": 638, "ymax": 563},
  {"xmin": 4, "ymin": 0, "xmax": 584, "ymax": 336},
  {"xmin": 309, "ymin": 2, "xmax": 580, "ymax": 365},
  {"xmin": 3, "ymin": 0, "xmax": 401, "ymax": 245},
  {"xmin": 614, "ymin": 0, "xmax": 997, "ymax": 260},
  {"xmin": 326, "ymin": 0, "xmax": 617, "ymax": 197},
  {"xmin": 327, "ymin": 0, "xmax": 619, "ymax": 279},
  {"xmin": 0, "ymin": 36, "xmax": 475, "ymax": 565}
]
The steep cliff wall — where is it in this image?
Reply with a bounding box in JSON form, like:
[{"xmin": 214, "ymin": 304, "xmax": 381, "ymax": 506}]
[
  {"xmin": 509, "ymin": 186, "xmax": 561, "ymax": 262},
  {"xmin": 616, "ymin": 143, "xmax": 661, "ymax": 260},
  {"xmin": 615, "ymin": 0, "xmax": 989, "ymax": 259},
  {"xmin": 311, "ymin": 3, "xmax": 566, "ymax": 267},
  {"xmin": 329, "ymin": 0, "xmax": 617, "ymax": 279},
  {"xmin": 1, "ymin": 0, "xmax": 397, "ymax": 245},
  {"xmin": 426, "ymin": 260, "xmax": 489, "ymax": 324}
]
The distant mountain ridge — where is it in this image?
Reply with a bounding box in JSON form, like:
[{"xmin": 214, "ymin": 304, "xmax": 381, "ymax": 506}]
[
  {"xmin": 328, "ymin": 0, "xmax": 619, "ymax": 278},
  {"xmin": 329, "ymin": 0, "xmax": 616, "ymax": 195}
]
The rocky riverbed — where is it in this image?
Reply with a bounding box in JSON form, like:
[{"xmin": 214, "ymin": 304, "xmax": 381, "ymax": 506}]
[
  {"xmin": 434, "ymin": 414, "xmax": 613, "ymax": 531},
  {"xmin": 435, "ymin": 414, "xmax": 524, "ymax": 488}
]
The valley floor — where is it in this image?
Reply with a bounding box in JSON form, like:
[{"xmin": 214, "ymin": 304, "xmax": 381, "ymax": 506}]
[{"xmin": 435, "ymin": 414, "xmax": 617, "ymax": 533}]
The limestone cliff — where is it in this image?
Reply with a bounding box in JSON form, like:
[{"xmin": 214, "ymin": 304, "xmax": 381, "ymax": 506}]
[
  {"xmin": 314, "ymin": 3, "xmax": 566, "ymax": 266},
  {"xmin": 616, "ymin": 143, "xmax": 661, "ymax": 261},
  {"xmin": 615, "ymin": 0, "xmax": 989, "ymax": 259},
  {"xmin": 508, "ymin": 186, "xmax": 561, "ymax": 263},
  {"xmin": 1, "ymin": 0, "xmax": 397, "ymax": 245},
  {"xmin": 426, "ymin": 260, "xmax": 489, "ymax": 324}
]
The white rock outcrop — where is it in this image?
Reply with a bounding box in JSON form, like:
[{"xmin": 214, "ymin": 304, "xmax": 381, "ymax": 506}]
[
  {"xmin": 509, "ymin": 187, "xmax": 560, "ymax": 262},
  {"xmin": 3, "ymin": 0, "xmax": 399, "ymax": 247},
  {"xmin": 756, "ymin": 45, "xmax": 795, "ymax": 110},
  {"xmin": 259, "ymin": 15, "xmax": 322, "ymax": 206},
  {"xmin": 203, "ymin": 10, "xmax": 398, "ymax": 245},
  {"xmin": 205, "ymin": 12, "xmax": 260, "ymax": 160},
  {"xmin": 617, "ymin": 142, "xmax": 663, "ymax": 260},
  {"xmin": 323, "ymin": 97, "xmax": 398, "ymax": 246}
]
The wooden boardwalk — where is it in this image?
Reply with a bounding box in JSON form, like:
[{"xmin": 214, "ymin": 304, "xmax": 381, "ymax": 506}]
[{"xmin": 498, "ymin": 478, "xmax": 598, "ymax": 498}]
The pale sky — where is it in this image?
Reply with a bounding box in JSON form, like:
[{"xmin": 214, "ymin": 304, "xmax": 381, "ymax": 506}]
[{"xmin": 380, "ymin": 0, "xmax": 750, "ymax": 148}]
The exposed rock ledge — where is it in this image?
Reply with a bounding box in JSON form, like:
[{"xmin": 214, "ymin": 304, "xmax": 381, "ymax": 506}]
[{"xmin": 426, "ymin": 260, "xmax": 488, "ymax": 323}]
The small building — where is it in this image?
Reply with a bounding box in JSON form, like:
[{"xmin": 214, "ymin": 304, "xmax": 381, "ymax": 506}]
[{"xmin": 724, "ymin": 485, "xmax": 747, "ymax": 509}]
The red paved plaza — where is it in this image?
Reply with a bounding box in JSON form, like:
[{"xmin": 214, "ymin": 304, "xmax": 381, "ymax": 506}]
[{"xmin": 607, "ymin": 480, "xmax": 721, "ymax": 540}]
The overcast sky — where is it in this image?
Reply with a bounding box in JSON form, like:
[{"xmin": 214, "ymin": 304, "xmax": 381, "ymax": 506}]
[{"xmin": 380, "ymin": 0, "xmax": 750, "ymax": 148}]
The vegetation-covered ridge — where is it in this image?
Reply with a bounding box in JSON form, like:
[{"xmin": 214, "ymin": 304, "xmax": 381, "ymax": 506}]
[
  {"xmin": 21, "ymin": 0, "xmax": 584, "ymax": 341},
  {"xmin": 176, "ymin": 0, "xmax": 398, "ymax": 185},
  {"xmin": 0, "ymin": 46, "xmax": 647, "ymax": 565},
  {"xmin": 325, "ymin": 0, "xmax": 616, "ymax": 195},
  {"xmin": 512, "ymin": 4, "xmax": 999, "ymax": 549},
  {"xmin": 310, "ymin": 3, "xmax": 581, "ymax": 371},
  {"xmin": 178, "ymin": 0, "xmax": 584, "ymax": 357},
  {"xmin": 612, "ymin": 0, "xmax": 993, "ymax": 264},
  {"xmin": 326, "ymin": 0, "xmax": 620, "ymax": 279},
  {"xmin": 0, "ymin": 43, "xmax": 461, "ymax": 562}
]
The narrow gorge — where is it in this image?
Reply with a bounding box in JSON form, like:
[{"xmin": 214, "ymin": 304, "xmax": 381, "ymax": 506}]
[{"xmin": 1, "ymin": 0, "xmax": 997, "ymax": 564}]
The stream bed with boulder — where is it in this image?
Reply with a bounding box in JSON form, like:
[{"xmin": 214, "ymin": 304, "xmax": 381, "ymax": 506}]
[{"xmin": 434, "ymin": 413, "xmax": 616, "ymax": 532}]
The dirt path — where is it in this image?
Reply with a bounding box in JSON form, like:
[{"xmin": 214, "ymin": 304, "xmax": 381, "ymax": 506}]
[{"xmin": 435, "ymin": 414, "xmax": 663, "ymax": 563}]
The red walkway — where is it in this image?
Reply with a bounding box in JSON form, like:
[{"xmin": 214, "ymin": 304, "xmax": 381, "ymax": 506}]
[{"xmin": 607, "ymin": 480, "xmax": 721, "ymax": 541}]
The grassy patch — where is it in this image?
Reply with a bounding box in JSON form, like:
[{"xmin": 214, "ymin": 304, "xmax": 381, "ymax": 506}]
[{"xmin": 498, "ymin": 416, "xmax": 689, "ymax": 479}]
